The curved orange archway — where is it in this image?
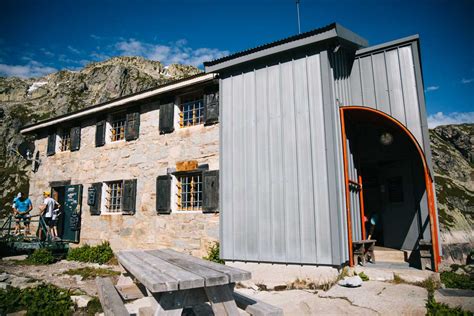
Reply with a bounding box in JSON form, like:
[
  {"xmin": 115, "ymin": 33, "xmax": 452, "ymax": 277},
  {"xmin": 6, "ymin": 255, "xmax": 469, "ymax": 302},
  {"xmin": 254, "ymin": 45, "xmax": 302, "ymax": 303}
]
[{"xmin": 339, "ymin": 106, "xmax": 440, "ymax": 272}]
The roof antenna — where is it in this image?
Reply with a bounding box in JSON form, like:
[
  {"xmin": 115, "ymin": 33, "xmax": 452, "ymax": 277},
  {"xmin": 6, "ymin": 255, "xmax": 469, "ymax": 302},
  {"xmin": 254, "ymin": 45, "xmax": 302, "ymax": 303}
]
[{"xmin": 296, "ymin": 0, "xmax": 301, "ymax": 34}]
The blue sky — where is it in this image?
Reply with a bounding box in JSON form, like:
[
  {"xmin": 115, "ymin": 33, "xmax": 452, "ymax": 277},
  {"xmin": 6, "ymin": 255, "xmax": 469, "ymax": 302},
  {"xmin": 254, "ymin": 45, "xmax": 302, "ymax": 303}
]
[{"xmin": 0, "ymin": 0, "xmax": 472, "ymax": 126}]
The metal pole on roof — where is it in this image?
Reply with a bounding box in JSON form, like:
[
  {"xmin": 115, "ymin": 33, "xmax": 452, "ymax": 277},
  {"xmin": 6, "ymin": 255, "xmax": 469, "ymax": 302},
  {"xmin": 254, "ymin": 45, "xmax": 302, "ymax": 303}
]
[{"xmin": 296, "ymin": 0, "xmax": 301, "ymax": 34}]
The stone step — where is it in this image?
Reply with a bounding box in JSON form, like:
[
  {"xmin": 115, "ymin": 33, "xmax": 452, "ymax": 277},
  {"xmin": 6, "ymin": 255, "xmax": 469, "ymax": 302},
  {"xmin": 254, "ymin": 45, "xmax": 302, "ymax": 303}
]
[{"xmin": 374, "ymin": 247, "xmax": 406, "ymax": 263}]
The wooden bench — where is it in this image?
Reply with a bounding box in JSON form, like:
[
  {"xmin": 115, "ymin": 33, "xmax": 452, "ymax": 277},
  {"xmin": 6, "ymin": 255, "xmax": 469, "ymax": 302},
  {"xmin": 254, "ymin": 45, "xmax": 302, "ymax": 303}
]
[
  {"xmin": 95, "ymin": 277, "xmax": 129, "ymax": 316},
  {"xmin": 115, "ymin": 248, "xmax": 281, "ymax": 316},
  {"xmin": 419, "ymin": 240, "xmax": 433, "ymax": 271},
  {"xmin": 234, "ymin": 291, "xmax": 283, "ymax": 316},
  {"xmin": 353, "ymin": 240, "xmax": 376, "ymax": 265}
]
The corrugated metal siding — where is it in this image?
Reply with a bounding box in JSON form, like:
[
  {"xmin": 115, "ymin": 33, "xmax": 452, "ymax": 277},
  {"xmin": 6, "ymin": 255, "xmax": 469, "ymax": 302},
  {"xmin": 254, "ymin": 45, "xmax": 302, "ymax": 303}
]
[
  {"xmin": 220, "ymin": 52, "xmax": 346, "ymax": 265},
  {"xmin": 346, "ymin": 44, "xmax": 425, "ymax": 148}
]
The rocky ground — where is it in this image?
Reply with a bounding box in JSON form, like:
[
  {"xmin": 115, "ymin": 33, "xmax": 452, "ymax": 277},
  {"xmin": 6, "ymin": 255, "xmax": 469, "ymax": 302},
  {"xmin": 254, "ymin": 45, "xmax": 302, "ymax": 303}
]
[{"xmin": 1, "ymin": 256, "xmax": 473, "ymax": 315}]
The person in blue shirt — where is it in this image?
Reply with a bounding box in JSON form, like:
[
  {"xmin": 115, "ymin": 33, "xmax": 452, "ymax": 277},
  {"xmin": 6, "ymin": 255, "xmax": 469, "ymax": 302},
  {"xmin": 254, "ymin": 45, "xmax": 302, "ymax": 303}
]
[{"xmin": 13, "ymin": 192, "xmax": 33, "ymax": 235}]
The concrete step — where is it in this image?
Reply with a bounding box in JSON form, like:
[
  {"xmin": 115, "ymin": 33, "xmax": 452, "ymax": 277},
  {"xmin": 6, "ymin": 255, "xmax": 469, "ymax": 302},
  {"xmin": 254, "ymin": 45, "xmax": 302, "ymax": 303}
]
[{"xmin": 374, "ymin": 246, "xmax": 407, "ymax": 263}]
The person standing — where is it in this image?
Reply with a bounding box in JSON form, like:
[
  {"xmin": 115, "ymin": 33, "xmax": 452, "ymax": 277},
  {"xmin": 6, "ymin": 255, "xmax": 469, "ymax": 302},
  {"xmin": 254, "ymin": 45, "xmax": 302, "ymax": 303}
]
[
  {"xmin": 40, "ymin": 191, "xmax": 59, "ymax": 240},
  {"xmin": 13, "ymin": 192, "xmax": 33, "ymax": 235}
]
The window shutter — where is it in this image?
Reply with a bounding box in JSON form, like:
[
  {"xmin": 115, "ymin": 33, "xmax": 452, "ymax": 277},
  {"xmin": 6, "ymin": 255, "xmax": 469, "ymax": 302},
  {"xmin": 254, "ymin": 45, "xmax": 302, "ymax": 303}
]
[
  {"xmin": 202, "ymin": 170, "xmax": 219, "ymax": 213},
  {"xmin": 159, "ymin": 102, "xmax": 175, "ymax": 134},
  {"xmin": 88, "ymin": 182, "xmax": 102, "ymax": 215},
  {"xmin": 95, "ymin": 119, "xmax": 106, "ymax": 147},
  {"xmin": 70, "ymin": 126, "xmax": 81, "ymax": 151},
  {"xmin": 204, "ymin": 87, "xmax": 219, "ymax": 125},
  {"xmin": 125, "ymin": 111, "xmax": 140, "ymax": 141},
  {"xmin": 122, "ymin": 179, "xmax": 137, "ymax": 215},
  {"xmin": 47, "ymin": 132, "xmax": 56, "ymax": 156},
  {"xmin": 156, "ymin": 175, "xmax": 172, "ymax": 214}
]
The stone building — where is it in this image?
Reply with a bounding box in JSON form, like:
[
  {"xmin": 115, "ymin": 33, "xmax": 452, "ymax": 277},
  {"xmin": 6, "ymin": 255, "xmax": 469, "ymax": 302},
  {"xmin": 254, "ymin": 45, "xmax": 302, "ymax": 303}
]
[{"xmin": 21, "ymin": 73, "xmax": 220, "ymax": 257}]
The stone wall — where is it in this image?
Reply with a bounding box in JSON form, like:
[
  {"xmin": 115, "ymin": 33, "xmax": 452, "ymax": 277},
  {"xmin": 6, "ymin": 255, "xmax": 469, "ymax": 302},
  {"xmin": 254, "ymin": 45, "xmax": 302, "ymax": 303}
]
[{"xmin": 28, "ymin": 100, "xmax": 220, "ymax": 257}]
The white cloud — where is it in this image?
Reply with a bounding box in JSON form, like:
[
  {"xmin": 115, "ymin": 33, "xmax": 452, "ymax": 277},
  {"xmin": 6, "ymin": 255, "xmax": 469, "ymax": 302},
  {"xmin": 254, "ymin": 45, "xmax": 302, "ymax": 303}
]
[
  {"xmin": 114, "ymin": 38, "xmax": 229, "ymax": 67},
  {"xmin": 425, "ymin": 86, "xmax": 439, "ymax": 92},
  {"xmin": 67, "ymin": 45, "xmax": 81, "ymax": 54},
  {"xmin": 427, "ymin": 111, "xmax": 474, "ymax": 128},
  {"xmin": 461, "ymin": 78, "xmax": 473, "ymax": 84},
  {"xmin": 0, "ymin": 60, "xmax": 57, "ymax": 78}
]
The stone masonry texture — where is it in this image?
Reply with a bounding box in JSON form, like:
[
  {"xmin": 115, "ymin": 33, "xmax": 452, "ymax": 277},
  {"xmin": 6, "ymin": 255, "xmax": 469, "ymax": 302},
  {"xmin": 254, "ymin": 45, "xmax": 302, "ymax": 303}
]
[{"xmin": 28, "ymin": 100, "xmax": 220, "ymax": 257}]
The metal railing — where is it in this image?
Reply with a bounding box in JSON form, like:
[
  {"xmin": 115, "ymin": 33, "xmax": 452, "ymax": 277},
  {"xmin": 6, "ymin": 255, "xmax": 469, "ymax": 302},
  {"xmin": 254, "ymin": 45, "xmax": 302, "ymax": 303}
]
[{"xmin": 0, "ymin": 214, "xmax": 53, "ymax": 243}]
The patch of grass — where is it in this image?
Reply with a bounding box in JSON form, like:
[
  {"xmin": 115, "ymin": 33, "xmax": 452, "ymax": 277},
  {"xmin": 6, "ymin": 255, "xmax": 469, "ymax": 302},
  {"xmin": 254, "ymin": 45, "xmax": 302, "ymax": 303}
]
[
  {"xmin": 84, "ymin": 297, "xmax": 103, "ymax": 316},
  {"xmin": 27, "ymin": 248, "xmax": 55, "ymax": 265},
  {"xmin": 0, "ymin": 284, "xmax": 73, "ymax": 316},
  {"xmin": 426, "ymin": 298, "xmax": 473, "ymax": 316},
  {"xmin": 63, "ymin": 267, "xmax": 120, "ymax": 280},
  {"xmin": 67, "ymin": 241, "xmax": 114, "ymax": 265},
  {"xmin": 440, "ymin": 271, "xmax": 474, "ymax": 291},
  {"xmin": 203, "ymin": 242, "xmax": 224, "ymax": 264},
  {"xmin": 357, "ymin": 271, "xmax": 369, "ymax": 281}
]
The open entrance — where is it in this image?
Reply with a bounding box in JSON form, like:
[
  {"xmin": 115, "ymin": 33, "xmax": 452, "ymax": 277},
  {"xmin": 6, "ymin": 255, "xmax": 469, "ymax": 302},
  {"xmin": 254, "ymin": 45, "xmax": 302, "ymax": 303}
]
[
  {"xmin": 340, "ymin": 107, "xmax": 440, "ymax": 271},
  {"xmin": 51, "ymin": 184, "xmax": 82, "ymax": 243}
]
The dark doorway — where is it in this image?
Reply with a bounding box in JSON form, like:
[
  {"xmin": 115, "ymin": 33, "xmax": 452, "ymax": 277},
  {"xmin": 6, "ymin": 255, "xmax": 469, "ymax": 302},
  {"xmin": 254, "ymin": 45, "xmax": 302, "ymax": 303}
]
[
  {"xmin": 342, "ymin": 108, "xmax": 434, "ymax": 267},
  {"xmin": 51, "ymin": 186, "xmax": 66, "ymax": 238}
]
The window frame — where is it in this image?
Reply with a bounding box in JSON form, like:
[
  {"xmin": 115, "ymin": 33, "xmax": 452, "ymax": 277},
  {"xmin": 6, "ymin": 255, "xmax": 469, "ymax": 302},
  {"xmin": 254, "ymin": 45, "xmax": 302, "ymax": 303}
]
[
  {"xmin": 102, "ymin": 180, "xmax": 124, "ymax": 214},
  {"xmin": 58, "ymin": 127, "xmax": 71, "ymax": 152},
  {"xmin": 109, "ymin": 112, "xmax": 126, "ymax": 143},
  {"xmin": 174, "ymin": 171, "xmax": 203, "ymax": 212},
  {"xmin": 178, "ymin": 92, "xmax": 205, "ymax": 128}
]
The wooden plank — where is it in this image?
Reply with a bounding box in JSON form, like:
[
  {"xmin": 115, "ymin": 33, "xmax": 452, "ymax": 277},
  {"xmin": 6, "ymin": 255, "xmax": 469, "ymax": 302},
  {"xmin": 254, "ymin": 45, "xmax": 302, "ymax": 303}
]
[
  {"xmin": 234, "ymin": 291, "xmax": 283, "ymax": 316},
  {"xmin": 129, "ymin": 250, "xmax": 204, "ymax": 290},
  {"xmin": 95, "ymin": 277, "xmax": 129, "ymax": 316},
  {"xmin": 148, "ymin": 250, "xmax": 229, "ymax": 286},
  {"xmin": 117, "ymin": 251, "xmax": 178, "ymax": 292},
  {"xmin": 204, "ymin": 284, "xmax": 240, "ymax": 316},
  {"xmin": 158, "ymin": 249, "xmax": 251, "ymax": 282}
]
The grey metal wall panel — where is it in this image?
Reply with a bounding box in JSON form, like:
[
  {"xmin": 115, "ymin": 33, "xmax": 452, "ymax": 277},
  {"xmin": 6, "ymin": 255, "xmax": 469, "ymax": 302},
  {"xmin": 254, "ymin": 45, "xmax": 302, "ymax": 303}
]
[
  {"xmin": 255, "ymin": 67, "xmax": 273, "ymax": 262},
  {"xmin": 231, "ymin": 74, "xmax": 247, "ymax": 259},
  {"xmin": 220, "ymin": 51, "xmax": 347, "ymax": 266},
  {"xmin": 243, "ymin": 71, "xmax": 259, "ymax": 260},
  {"xmin": 359, "ymin": 56, "xmax": 376, "ymax": 108},
  {"xmin": 398, "ymin": 46, "xmax": 423, "ymax": 145},
  {"xmin": 385, "ymin": 49, "xmax": 406, "ymax": 125},
  {"xmin": 267, "ymin": 63, "xmax": 286, "ymax": 262},
  {"xmin": 322, "ymin": 50, "xmax": 347, "ymax": 265},
  {"xmin": 220, "ymin": 78, "xmax": 232, "ymax": 259},
  {"xmin": 372, "ymin": 53, "xmax": 391, "ymax": 114},
  {"xmin": 307, "ymin": 54, "xmax": 333, "ymax": 263},
  {"xmin": 347, "ymin": 43, "xmax": 427, "ymax": 152},
  {"xmin": 280, "ymin": 61, "xmax": 301, "ymax": 263},
  {"xmin": 350, "ymin": 59, "xmax": 363, "ymax": 105},
  {"xmin": 294, "ymin": 57, "xmax": 317, "ymax": 263}
]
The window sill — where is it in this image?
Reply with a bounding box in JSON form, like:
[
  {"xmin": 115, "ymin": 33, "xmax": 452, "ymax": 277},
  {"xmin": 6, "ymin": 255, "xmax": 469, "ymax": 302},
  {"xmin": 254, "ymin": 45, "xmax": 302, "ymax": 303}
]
[
  {"xmin": 99, "ymin": 212, "xmax": 123, "ymax": 216},
  {"xmin": 173, "ymin": 210, "xmax": 203, "ymax": 214}
]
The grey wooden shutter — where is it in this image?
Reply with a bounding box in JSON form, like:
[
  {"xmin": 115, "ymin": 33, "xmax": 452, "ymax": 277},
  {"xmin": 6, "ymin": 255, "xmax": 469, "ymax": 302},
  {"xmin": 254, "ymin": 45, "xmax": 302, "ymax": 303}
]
[
  {"xmin": 204, "ymin": 87, "xmax": 219, "ymax": 125},
  {"xmin": 156, "ymin": 175, "xmax": 172, "ymax": 214},
  {"xmin": 47, "ymin": 132, "xmax": 56, "ymax": 156},
  {"xmin": 203, "ymin": 170, "xmax": 219, "ymax": 213},
  {"xmin": 122, "ymin": 179, "xmax": 137, "ymax": 215},
  {"xmin": 70, "ymin": 126, "xmax": 81, "ymax": 151},
  {"xmin": 159, "ymin": 102, "xmax": 175, "ymax": 134},
  {"xmin": 95, "ymin": 119, "xmax": 106, "ymax": 147},
  {"xmin": 88, "ymin": 182, "xmax": 102, "ymax": 215},
  {"xmin": 125, "ymin": 111, "xmax": 140, "ymax": 141}
]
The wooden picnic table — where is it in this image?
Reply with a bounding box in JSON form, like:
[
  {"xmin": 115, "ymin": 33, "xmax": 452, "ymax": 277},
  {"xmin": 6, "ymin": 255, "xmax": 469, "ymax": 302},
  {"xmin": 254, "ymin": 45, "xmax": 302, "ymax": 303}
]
[{"xmin": 116, "ymin": 248, "xmax": 254, "ymax": 315}]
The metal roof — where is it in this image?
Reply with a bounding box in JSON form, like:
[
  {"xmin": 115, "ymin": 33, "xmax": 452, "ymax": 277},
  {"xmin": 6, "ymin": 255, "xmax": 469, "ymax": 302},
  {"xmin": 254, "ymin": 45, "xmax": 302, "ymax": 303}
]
[
  {"xmin": 204, "ymin": 23, "xmax": 368, "ymax": 72},
  {"xmin": 20, "ymin": 73, "xmax": 216, "ymax": 134}
]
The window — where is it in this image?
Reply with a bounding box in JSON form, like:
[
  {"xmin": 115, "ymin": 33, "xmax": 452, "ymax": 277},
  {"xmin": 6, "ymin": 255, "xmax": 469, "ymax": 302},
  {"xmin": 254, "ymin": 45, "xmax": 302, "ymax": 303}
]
[
  {"xmin": 179, "ymin": 94, "xmax": 204, "ymax": 128},
  {"xmin": 176, "ymin": 173, "xmax": 202, "ymax": 211},
  {"xmin": 105, "ymin": 181, "xmax": 123, "ymax": 212},
  {"xmin": 110, "ymin": 113, "xmax": 126, "ymax": 142},
  {"xmin": 59, "ymin": 128, "xmax": 71, "ymax": 151}
]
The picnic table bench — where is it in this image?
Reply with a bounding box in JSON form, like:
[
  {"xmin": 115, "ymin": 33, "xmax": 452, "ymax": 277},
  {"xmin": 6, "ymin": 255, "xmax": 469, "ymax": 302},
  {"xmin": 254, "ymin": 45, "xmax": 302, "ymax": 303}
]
[
  {"xmin": 352, "ymin": 240, "xmax": 376, "ymax": 266},
  {"xmin": 97, "ymin": 248, "xmax": 282, "ymax": 316}
]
